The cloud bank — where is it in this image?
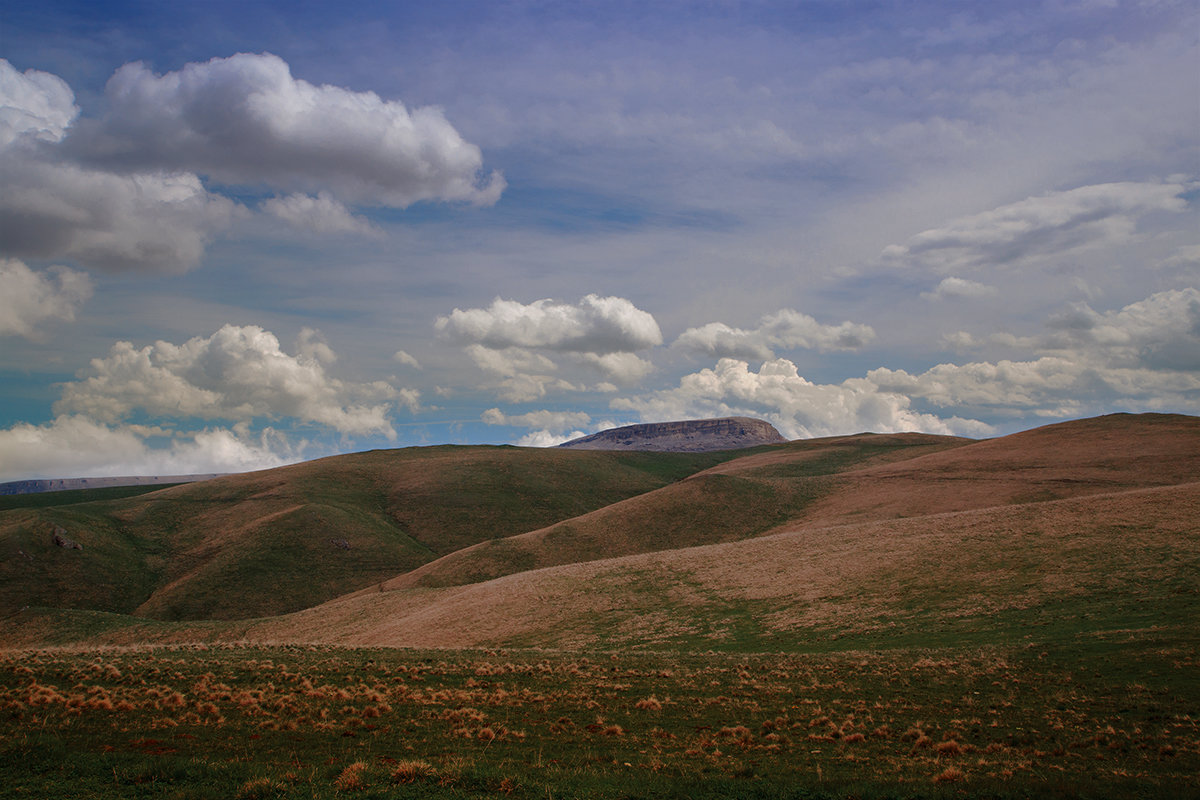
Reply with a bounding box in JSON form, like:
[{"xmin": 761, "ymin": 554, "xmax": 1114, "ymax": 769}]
[
  {"xmin": 56, "ymin": 324, "xmax": 409, "ymax": 437},
  {"xmin": 438, "ymin": 295, "xmax": 662, "ymax": 401},
  {"xmin": 616, "ymin": 289, "xmax": 1200, "ymax": 439},
  {"xmin": 0, "ymin": 54, "xmax": 502, "ymax": 273},
  {"xmin": 0, "ymin": 416, "xmax": 296, "ymax": 482}
]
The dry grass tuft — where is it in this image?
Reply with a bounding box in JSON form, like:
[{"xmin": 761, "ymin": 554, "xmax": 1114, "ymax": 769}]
[
  {"xmin": 334, "ymin": 761, "xmax": 370, "ymax": 791},
  {"xmin": 934, "ymin": 765, "xmax": 966, "ymax": 783},
  {"xmin": 635, "ymin": 695, "xmax": 662, "ymax": 711},
  {"xmin": 935, "ymin": 739, "xmax": 963, "ymax": 756},
  {"xmin": 236, "ymin": 776, "xmax": 287, "ymax": 799},
  {"xmin": 391, "ymin": 759, "xmax": 436, "ymax": 783}
]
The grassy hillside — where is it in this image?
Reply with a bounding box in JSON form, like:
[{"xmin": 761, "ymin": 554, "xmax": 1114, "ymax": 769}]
[
  {"xmin": 386, "ymin": 414, "xmax": 1200, "ymax": 591},
  {"xmin": 393, "ymin": 432, "xmax": 970, "ymax": 589},
  {"xmin": 0, "ymin": 446, "xmax": 738, "ymax": 621},
  {"xmin": 1, "ymin": 413, "xmax": 1195, "ymax": 800},
  {"xmin": 1, "ymin": 413, "xmax": 1195, "ymax": 643}
]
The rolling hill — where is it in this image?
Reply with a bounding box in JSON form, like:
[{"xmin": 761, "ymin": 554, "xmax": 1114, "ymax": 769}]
[{"xmin": 0, "ymin": 412, "xmax": 1196, "ymax": 654}]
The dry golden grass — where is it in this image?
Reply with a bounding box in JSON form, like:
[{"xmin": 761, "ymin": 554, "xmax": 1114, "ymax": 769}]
[{"xmin": 223, "ymin": 477, "xmax": 1199, "ymax": 650}]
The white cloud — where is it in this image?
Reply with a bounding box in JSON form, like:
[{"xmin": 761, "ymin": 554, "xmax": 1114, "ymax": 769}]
[
  {"xmin": 0, "ymin": 59, "xmax": 240, "ymax": 273},
  {"xmin": 55, "ymin": 324, "xmax": 405, "ymax": 436},
  {"xmin": 437, "ymin": 294, "xmax": 662, "ymax": 354},
  {"xmin": 440, "ymin": 295, "xmax": 662, "ymax": 399},
  {"xmin": 871, "ymin": 288, "xmax": 1200, "ymax": 413},
  {"xmin": 578, "ymin": 351, "xmax": 655, "ymax": 382},
  {"xmin": 674, "ymin": 308, "xmax": 875, "ymax": 360},
  {"xmin": 495, "ymin": 375, "xmax": 578, "ymax": 404},
  {"xmin": 613, "ymin": 357, "xmax": 993, "ymax": 440},
  {"xmin": 262, "ymin": 192, "xmax": 378, "ymax": 235},
  {"xmin": 882, "ymin": 181, "xmax": 1189, "ymax": 274},
  {"xmin": 465, "ymin": 344, "xmax": 557, "ymax": 377},
  {"xmin": 0, "ymin": 54, "xmax": 503, "ymax": 273},
  {"xmin": 0, "ymin": 59, "xmax": 77, "ymax": 146},
  {"xmin": 921, "ymin": 276, "xmax": 998, "ymax": 301},
  {"xmin": 0, "ymin": 415, "xmax": 298, "ymax": 482},
  {"xmin": 78, "ymin": 52, "xmax": 504, "ymax": 208},
  {"xmin": 481, "ymin": 407, "xmax": 592, "ymax": 433},
  {"xmin": 0, "ymin": 159, "xmax": 239, "ymax": 273},
  {"xmin": 0, "ymin": 258, "xmax": 92, "ymax": 338},
  {"xmin": 392, "ymin": 350, "xmax": 421, "ymax": 369},
  {"xmin": 513, "ymin": 429, "xmax": 589, "ymax": 448},
  {"xmin": 614, "ymin": 289, "xmax": 1200, "ymax": 436}
]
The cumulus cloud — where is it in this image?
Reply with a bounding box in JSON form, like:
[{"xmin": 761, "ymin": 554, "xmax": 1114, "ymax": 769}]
[
  {"xmin": 0, "ymin": 258, "xmax": 92, "ymax": 338},
  {"xmin": 76, "ymin": 52, "xmax": 504, "ymax": 208},
  {"xmin": 55, "ymin": 324, "xmax": 407, "ymax": 436},
  {"xmin": 481, "ymin": 407, "xmax": 592, "ymax": 433},
  {"xmin": 440, "ymin": 295, "xmax": 663, "ymax": 399},
  {"xmin": 615, "ymin": 289, "xmax": 1200, "ymax": 438},
  {"xmin": 0, "ymin": 60, "xmax": 77, "ymax": 146},
  {"xmin": 0, "ymin": 54, "xmax": 502, "ymax": 273},
  {"xmin": 0, "ymin": 415, "xmax": 298, "ymax": 482},
  {"xmin": 0, "ymin": 59, "xmax": 239, "ymax": 273},
  {"xmin": 613, "ymin": 357, "xmax": 993, "ymax": 439},
  {"xmin": 0, "ymin": 159, "xmax": 239, "ymax": 273},
  {"xmin": 438, "ymin": 294, "xmax": 662, "ymax": 354},
  {"xmin": 921, "ymin": 276, "xmax": 998, "ymax": 301},
  {"xmin": 882, "ymin": 181, "xmax": 1189, "ymax": 274},
  {"xmin": 262, "ymin": 192, "xmax": 377, "ymax": 235},
  {"xmin": 674, "ymin": 308, "xmax": 875, "ymax": 360},
  {"xmin": 513, "ymin": 429, "xmax": 589, "ymax": 448}
]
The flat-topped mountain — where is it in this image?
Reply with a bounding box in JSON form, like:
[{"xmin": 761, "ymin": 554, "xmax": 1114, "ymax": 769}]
[{"xmin": 559, "ymin": 416, "xmax": 787, "ymax": 451}]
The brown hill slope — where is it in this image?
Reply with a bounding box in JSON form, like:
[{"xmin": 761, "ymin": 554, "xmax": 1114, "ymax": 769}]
[
  {"xmin": 190, "ymin": 479, "xmax": 1200, "ymax": 650},
  {"xmin": 0, "ymin": 412, "xmax": 1195, "ymax": 651},
  {"xmin": 388, "ymin": 431, "xmax": 969, "ymax": 589},
  {"xmin": 0, "ymin": 446, "xmax": 733, "ymax": 620},
  {"xmin": 387, "ymin": 414, "xmax": 1198, "ymax": 590},
  {"xmin": 793, "ymin": 412, "xmax": 1200, "ymax": 528}
]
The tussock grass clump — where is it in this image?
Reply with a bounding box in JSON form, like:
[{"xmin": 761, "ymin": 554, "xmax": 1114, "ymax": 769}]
[
  {"xmin": 236, "ymin": 776, "xmax": 287, "ymax": 799},
  {"xmin": 935, "ymin": 739, "xmax": 963, "ymax": 756},
  {"xmin": 934, "ymin": 765, "xmax": 966, "ymax": 783},
  {"xmin": 1, "ymin": 642, "xmax": 1196, "ymax": 798},
  {"xmin": 635, "ymin": 695, "xmax": 662, "ymax": 711},
  {"xmin": 391, "ymin": 759, "xmax": 435, "ymax": 783},
  {"xmin": 333, "ymin": 761, "xmax": 370, "ymax": 791}
]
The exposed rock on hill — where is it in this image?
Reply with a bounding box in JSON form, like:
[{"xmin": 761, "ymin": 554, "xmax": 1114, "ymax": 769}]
[{"xmin": 558, "ymin": 417, "xmax": 787, "ymax": 452}]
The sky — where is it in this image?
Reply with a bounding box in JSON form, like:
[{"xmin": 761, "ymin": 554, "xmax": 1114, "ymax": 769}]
[{"xmin": 0, "ymin": 0, "xmax": 1197, "ymax": 481}]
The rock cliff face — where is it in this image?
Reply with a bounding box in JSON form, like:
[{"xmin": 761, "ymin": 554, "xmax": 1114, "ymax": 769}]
[{"xmin": 558, "ymin": 417, "xmax": 787, "ymax": 452}]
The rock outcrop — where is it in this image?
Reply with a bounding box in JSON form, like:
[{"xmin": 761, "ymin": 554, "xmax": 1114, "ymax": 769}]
[{"xmin": 558, "ymin": 417, "xmax": 787, "ymax": 452}]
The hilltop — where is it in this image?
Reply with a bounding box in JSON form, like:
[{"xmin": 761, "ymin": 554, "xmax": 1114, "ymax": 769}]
[{"xmin": 559, "ymin": 416, "xmax": 786, "ymax": 451}]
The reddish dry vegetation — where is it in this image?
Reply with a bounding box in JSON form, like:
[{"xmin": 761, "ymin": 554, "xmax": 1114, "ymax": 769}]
[{"xmin": 1, "ymin": 644, "xmax": 1196, "ymax": 797}]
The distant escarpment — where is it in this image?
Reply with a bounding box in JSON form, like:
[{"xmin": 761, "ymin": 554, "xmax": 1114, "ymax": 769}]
[{"xmin": 559, "ymin": 417, "xmax": 787, "ymax": 452}]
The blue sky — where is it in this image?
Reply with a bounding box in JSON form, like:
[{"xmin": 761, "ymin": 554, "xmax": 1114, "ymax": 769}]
[{"xmin": 1, "ymin": 0, "xmax": 1197, "ymax": 480}]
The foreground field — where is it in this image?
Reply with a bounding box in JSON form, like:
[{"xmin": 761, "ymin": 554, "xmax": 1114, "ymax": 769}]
[{"xmin": 2, "ymin": 637, "xmax": 1196, "ymax": 799}]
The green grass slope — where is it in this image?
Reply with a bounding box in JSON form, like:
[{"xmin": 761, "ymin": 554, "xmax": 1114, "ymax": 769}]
[{"xmin": 0, "ymin": 446, "xmax": 735, "ymax": 621}]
